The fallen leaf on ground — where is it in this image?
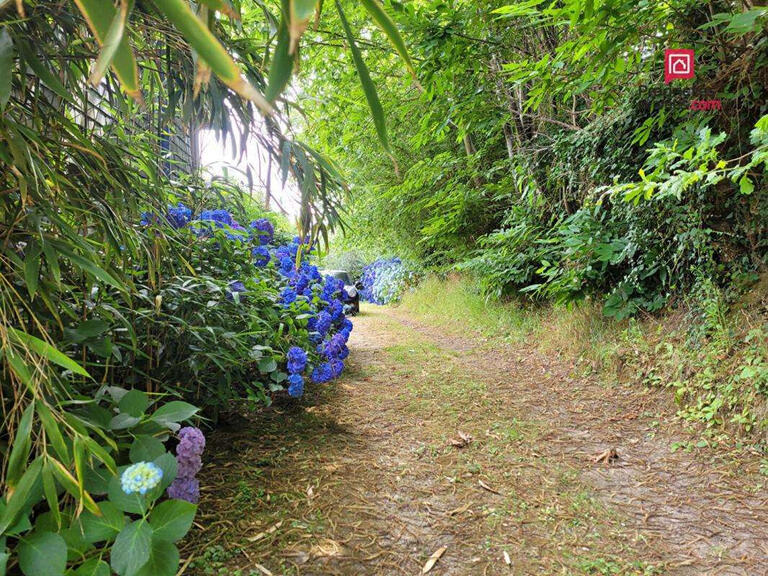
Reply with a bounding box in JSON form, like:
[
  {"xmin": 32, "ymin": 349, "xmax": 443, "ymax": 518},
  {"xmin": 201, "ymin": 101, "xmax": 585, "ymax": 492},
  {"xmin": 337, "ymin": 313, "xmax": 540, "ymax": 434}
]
[
  {"xmin": 503, "ymin": 550, "xmax": 511, "ymax": 565},
  {"xmin": 283, "ymin": 549, "xmax": 309, "ymax": 564},
  {"xmin": 246, "ymin": 521, "xmax": 283, "ymax": 542},
  {"xmin": 450, "ymin": 431, "xmax": 473, "ymax": 448},
  {"xmin": 479, "ymin": 480, "xmax": 501, "ymax": 495},
  {"xmin": 590, "ymin": 447, "xmax": 619, "ymax": 464},
  {"xmin": 422, "ymin": 546, "xmax": 447, "ymax": 574},
  {"xmin": 447, "ymin": 502, "xmax": 471, "ymax": 516}
]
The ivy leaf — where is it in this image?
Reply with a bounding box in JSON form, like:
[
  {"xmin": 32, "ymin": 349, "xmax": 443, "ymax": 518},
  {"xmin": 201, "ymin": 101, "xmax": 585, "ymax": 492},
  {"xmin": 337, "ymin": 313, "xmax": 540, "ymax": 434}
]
[{"xmin": 738, "ymin": 175, "xmax": 754, "ymax": 195}]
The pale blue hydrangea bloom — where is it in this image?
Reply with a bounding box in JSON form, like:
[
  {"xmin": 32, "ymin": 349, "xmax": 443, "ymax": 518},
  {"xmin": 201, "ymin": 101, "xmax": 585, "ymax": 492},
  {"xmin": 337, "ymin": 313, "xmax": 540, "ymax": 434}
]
[{"xmin": 121, "ymin": 461, "xmax": 163, "ymax": 495}]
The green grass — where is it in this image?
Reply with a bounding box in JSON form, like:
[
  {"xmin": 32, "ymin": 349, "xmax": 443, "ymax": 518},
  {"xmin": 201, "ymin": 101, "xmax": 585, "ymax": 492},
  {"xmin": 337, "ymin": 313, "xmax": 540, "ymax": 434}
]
[
  {"xmin": 400, "ymin": 276, "xmax": 539, "ymax": 340},
  {"xmin": 399, "ymin": 275, "xmax": 768, "ymax": 444}
]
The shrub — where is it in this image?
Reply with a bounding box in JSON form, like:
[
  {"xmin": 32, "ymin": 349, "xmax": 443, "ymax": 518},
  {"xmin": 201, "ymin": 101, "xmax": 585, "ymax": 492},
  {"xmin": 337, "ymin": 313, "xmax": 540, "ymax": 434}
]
[{"xmin": 0, "ymin": 198, "xmax": 354, "ymax": 575}]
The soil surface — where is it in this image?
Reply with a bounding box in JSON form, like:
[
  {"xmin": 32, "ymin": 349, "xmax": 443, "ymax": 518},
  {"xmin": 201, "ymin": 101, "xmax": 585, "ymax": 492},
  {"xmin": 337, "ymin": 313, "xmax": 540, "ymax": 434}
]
[{"xmin": 183, "ymin": 305, "xmax": 768, "ymax": 576}]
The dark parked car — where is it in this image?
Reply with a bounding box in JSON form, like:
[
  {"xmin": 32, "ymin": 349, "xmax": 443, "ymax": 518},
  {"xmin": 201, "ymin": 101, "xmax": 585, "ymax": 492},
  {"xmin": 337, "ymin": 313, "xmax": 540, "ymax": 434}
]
[{"xmin": 323, "ymin": 269, "xmax": 362, "ymax": 315}]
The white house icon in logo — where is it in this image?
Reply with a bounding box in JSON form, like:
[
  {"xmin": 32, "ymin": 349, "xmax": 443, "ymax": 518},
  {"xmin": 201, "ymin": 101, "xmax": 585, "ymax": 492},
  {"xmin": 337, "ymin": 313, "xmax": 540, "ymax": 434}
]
[
  {"xmin": 671, "ymin": 54, "xmax": 690, "ymax": 74},
  {"xmin": 665, "ymin": 49, "xmax": 695, "ymax": 83}
]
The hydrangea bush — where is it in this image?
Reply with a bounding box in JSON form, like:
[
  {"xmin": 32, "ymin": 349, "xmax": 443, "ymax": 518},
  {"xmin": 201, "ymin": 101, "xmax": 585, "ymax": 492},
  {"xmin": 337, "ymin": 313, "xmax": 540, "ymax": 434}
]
[
  {"xmin": 139, "ymin": 204, "xmax": 353, "ymax": 405},
  {"xmin": 1, "ymin": 202, "xmax": 353, "ymax": 576},
  {"xmin": 361, "ymin": 258, "xmax": 420, "ymax": 305}
]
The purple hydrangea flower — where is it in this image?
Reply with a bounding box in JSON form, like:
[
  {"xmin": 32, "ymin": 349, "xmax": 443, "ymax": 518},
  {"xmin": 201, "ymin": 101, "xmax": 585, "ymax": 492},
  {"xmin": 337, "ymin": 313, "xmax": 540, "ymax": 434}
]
[
  {"xmin": 167, "ymin": 427, "xmax": 205, "ymax": 503},
  {"xmin": 167, "ymin": 476, "xmax": 200, "ymax": 503}
]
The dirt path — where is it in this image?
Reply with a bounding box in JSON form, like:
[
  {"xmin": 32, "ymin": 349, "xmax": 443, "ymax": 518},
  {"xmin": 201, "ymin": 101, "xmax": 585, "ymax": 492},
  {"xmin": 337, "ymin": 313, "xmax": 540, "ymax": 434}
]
[{"xmin": 184, "ymin": 305, "xmax": 768, "ymax": 576}]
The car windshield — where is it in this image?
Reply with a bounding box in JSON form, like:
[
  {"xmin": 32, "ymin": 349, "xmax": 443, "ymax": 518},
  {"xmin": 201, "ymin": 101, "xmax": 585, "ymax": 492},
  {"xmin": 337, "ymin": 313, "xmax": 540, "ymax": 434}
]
[{"xmin": 331, "ymin": 271, "xmax": 352, "ymax": 285}]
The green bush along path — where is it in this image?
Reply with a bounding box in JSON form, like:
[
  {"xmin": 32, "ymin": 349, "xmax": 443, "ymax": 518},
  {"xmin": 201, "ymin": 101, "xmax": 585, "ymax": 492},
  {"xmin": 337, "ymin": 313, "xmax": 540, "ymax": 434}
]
[{"xmin": 187, "ymin": 304, "xmax": 767, "ymax": 576}]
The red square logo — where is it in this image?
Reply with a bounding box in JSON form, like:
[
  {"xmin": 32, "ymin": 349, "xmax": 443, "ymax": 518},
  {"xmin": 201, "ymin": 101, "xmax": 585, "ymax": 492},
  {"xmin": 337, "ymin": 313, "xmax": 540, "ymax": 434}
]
[{"xmin": 665, "ymin": 49, "xmax": 694, "ymax": 83}]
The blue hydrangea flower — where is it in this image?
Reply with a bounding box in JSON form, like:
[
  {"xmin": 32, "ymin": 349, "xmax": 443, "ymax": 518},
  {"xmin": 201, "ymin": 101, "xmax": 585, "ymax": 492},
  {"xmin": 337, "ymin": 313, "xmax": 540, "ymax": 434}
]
[
  {"xmin": 167, "ymin": 203, "xmax": 192, "ymax": 229},
  {"xmin": 225, "ymin": 220, "xmax": 247, "ymax": 241},
  {"xmin": 287, "ymin": 373, "xmax": 304, "ymax": 397},
  {"xmin": 279, "ymin": 256, "xmax": 294, "ymax": 276},
  {"xmin": 315, "ymin": 311, "xmax": 332, "ymax": 336},
  {"xmin": 227, "ymin": 281, "xmax": 246, "ymax": 301},
  {"xmin": 121, "ymin": 461, "xmax": 163, "ymax": 495},
  {"xmin": 323, "ymin": 333, "xmax": 348, "ymax": 360},
  {"xmin": 249, "ymin": 218, "xmax": 274, "ymax": 245},
  {"xmin": 280, "ymin": 287, "xmax": 297, "ymax": 306},
  {"xmin": 287, "ymin": 346, "xmax": 308, "ymax": 374},
  {"xmin": 140, "ymin": 212, "xmax": 157, "ymax": 227},
  {"xmin": 311, "ymin": 362, "xmax": 333, "ymax": 384},
  {"xmin": 327, "ymin": 299, "xmax": 344, "ymax": 322},
  {"xmin": 200, "ymin": 209, "xmax": 233, "ymax": 227},
  {"xmin": 329, "ymin": 358, "xmax": 344, "ymax": 379},
  {"xmin": 252, "ymin": 245, "xmax": 270, "ymax": 267}
]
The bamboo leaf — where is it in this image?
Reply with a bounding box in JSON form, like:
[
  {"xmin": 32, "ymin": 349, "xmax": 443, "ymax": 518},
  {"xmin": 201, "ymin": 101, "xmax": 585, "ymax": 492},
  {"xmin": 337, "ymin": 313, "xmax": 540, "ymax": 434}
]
[
  {"xmin": 50, "ymin": 458, "xmax": 101, "ymax": 515},
  {"xmin": 24, "ymin": 241, "xmax": 41, "ymax": 301},
  {"xmin": 41, "ymin": 461, "xmax": 61, "ymax": 530},
  {"xmin": 197, "ymin": 0, "xmax": 238, "ymax": 19},
  {"xmin": 73, "ymin": 0, "xmax": 141, "ymax": 100},
  {"xmin": 14, "ymin": 40, "xmax": 74, "ymax": 104},
  {"xmin": 0, "ymin": 457, "xmax": 43, "ymax": 536},
  {"xmin": 152, "ymin": 0, "xmax": 272, "ymax": 113},
  {"xmin": 3, "ymin": 347, "xmax": 35, "ymax": 394},
  {"xmin": 7, "ymin": 327, "xmax": 91, "ymax": 378},
  {"xmin": 89, "ymin": 0, "xmax": 131, "ymax": 87},
  {"xmin": 335, "ymin": 0, "xmax": 390, "ymax": 153},
  {"xmin": 265, "ymin": 0, "xmax": 294, "ymax": 102},
  {"xmin": 37, "ymin": 402, "xmax": 70, "ymax": 463},
  {"xmin": 360, "ymin": 0, "xmax": 416, "ymax": 78},
  {"xmin": 289, "ymin": 0, "xmax": 317, "ymax": 54},
  {"xmin": 6, "ymin": 403, "xmax": 35, "ymax": 489},
  {"xmin": 53, "ymin": 244, "xmax": 124, "ymax": 291},
  {"xmin": 0, "ymin": 28, "xmax": 13, "ymax": 111}
]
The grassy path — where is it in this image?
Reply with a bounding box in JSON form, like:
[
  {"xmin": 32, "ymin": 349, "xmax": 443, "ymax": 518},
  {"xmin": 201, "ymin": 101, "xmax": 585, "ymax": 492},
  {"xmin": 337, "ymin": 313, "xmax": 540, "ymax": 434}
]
[{"xmin": 184, "ymin": 305, "xmax": 767, "ymax": 576}]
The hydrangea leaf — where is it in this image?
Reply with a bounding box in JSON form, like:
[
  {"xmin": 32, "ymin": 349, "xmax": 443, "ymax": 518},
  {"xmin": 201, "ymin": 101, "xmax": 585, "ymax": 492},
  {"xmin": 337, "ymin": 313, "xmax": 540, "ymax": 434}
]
[
  {"xmin": 148, "ymin": 500, "xmax": 197, "ymax": 542},
  {"xmin": 110, "ymin": 519, "xmax": 151, "ymax": 576},
  {"xmin": 17, "ymin": 531, "xmax": 67, "ymax": 576}
]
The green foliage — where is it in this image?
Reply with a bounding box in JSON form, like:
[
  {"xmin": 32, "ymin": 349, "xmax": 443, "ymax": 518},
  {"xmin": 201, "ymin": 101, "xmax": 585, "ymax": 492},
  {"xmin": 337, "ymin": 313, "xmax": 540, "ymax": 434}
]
[{"xmin": 302, "ymin": 0, "xmax": 765, "ymax": 321}]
